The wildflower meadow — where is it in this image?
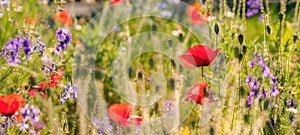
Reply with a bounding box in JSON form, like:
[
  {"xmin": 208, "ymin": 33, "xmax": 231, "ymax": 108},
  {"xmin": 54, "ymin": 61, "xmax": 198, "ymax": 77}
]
[{"xmin": 0, "ymin": 0, "xmax": 300, "ymax": 134}]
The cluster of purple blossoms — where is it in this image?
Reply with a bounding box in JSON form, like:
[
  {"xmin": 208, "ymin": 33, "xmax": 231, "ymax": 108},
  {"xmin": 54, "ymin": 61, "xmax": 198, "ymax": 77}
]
[
  {"xmin": 60, "ymin": 82, "xmax": 78, "ymax": 105},
  {"xmin": 0, "ymin": 115, "xmax": 16, "ymax": 129},
  {"xmin": 91, "ymin": 117, "xmax": 113, "ymax": 135},
  {"xmin": 160, "ymin": 98, "xmax": 175, "ymax": 116},
  {"xmin": 18, "ymin": 103, "xmax": 45, "ymax": 134},
  {"xmin": 287, "ymin": 98, "xmax": 296, "ymax": 123},
  {"xmin": 41, "ymin": 56, "xmax": 56, "ymax": 76},
  {"xmin": 0, "ymin": 35, "xmax": 33, "ymax": 64},
  {"xmin": 32, "ymin": 38, "xmax": 46, "ymax": 56},
  {"xmin": 245, "ymin": 54, "xmax": 279, "ymax": 109},
  {"xmin": 270, "ymin": 76, "xmax": 279, "ymax": 97},
  {"xmin": 246, "ymin": 0, "xmax": 261, "ymax": 17},
  {"xmin": 56, "ymin": 28, "xmax": 72, "ymax": 55}
]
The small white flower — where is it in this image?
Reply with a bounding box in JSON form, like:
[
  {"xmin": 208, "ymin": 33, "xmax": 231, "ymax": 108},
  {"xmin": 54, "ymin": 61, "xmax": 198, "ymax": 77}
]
[
  {"xmin": 286, "ymin": 108, "xmax": 298, "ymax": 114},
  {"xmin": 172, "ymin": 29, "xmax": 185, "ymax": 36}
]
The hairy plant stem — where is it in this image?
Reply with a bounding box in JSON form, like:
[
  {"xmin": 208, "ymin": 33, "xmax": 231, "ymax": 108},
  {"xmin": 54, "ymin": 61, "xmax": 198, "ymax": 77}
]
[{"xmin": 274, "ymin": 0, "xmax": 287, "ymax": 124}]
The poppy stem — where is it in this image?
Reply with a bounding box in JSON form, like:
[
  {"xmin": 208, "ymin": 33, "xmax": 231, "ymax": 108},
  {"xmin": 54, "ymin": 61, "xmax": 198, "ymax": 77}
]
[{"xmin": 201, "ymin": 66, "xmax": 204, "ymax": 82}]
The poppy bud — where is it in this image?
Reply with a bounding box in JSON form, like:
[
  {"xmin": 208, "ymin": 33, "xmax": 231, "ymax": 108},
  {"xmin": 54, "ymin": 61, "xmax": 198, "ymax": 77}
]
[
  {"xmin": 279, "ymin": 13, "xmax": 284, "ymax": 21},
  {"xmin": 138, "ymin": 71, "xmax": 144, "ymax": 80},
  {"xmin": 214, "ymin": 22, "xmax": 220, "ymax": 35},
  {"xmin": 263, "ymin": 99, "xmax": 270, "ymax": 110},
  {"xmin": 293, "ymin": 34, "xmax": 298, "ymax": 44},
  {"xmin": 238, "ymin": 34, "xmax": 244, "ymax": 45},
  {"xmin": 242, "ymin": 45, "xmax": 247, "ymax": 54},
  {"xmin": 149, "ymin": 57, "xmax": 155, "ymax": 68},
  {"xmin": 128, "ymin": 67, "xmax": 134, "ymax": 79},
  {"xmin": 266, "ymin": 25, "xmax": 272, "ymax": 35},
  {"xmin": 168, "ymin": 39, "xmax": 172, "ymax": 47},
  {"xmin": 152, "ymin": 24, "xmax": 158, "ymax": 31},
  {"xmin": 168, "ymin": 78, "xmax": 175, "ymax": 90},
  {"xmin": 29, "ymin": 75, "xmax": 37, "ymax": 86},
  {"xmin": 179, "ymin": 33, "xmax": 184, "ymax": 42}
]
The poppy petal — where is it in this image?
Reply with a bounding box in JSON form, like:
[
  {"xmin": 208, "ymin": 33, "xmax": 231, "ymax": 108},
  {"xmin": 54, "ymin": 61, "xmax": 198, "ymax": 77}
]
[
  {"xmin": 108, "ymin": 104, "xmax": 132, "ymax": 126},
  {"xmin": 184, "ymin": 83, "xmax": 208, "ymax": 105},
  {"xmin": 180, "ymin": 45, "xmax": 221, "ymax": 67}
]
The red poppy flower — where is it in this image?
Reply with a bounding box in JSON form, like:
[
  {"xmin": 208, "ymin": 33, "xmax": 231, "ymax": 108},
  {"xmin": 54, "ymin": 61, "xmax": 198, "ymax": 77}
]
[
  {"xmin": 110, "ymin": 0, "xmax": 125, "ymax": 5},
  {"xmin": 53, "ymin": 10, "xmax": 73, "ymax": 26},
  {"xmin": 187, "ymin": 4, "xmax": 209, "ymax": 26},
  {"xmin": 0, "ymin": 94, "xmax": 24, "ymax": 116},
  {"xmin": 184, "ymin": 82, "xmax": 210, "ymax": 105},
  {"xmin": 108, "ymin": 104, "xmax": 143, "ymax": 127},
  {"xmin": 179, "ymin": 45, "xmax": 221, "ymax": 68},
  {"xmin": 49, "ymin": 68, "xmax": 64, "ymax": 87}
]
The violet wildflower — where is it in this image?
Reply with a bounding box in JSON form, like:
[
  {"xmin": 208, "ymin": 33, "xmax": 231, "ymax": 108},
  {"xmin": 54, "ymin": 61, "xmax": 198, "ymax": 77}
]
[
  {"xmin": 21, "ymin": 103, "xmax": 40, "ymax": 122},
  {"xmin": 262, "ymin": 88, "xmax": 267, "ymax": 98},
  {"xmin": 41, "ymin": 56, "xmax": 56, "ymax": 76},
  {"xmin": 0, "ymin": 115, "xmax": 15, "ymax": 129},
  {"xmin": 147, "ymin": 77, "xmax": 152, "ymax": 84},
  {"xmin": 248, "ymin": 60, "xmax": 254, "ymax": 69},
  {"xmin": 257, "ymin": 54, "xmax": 264, "ymax": 65},
  {"xmin": 160, "ymin": 98, "xmax": 175, "ymax": 115},
  {"xmin": 56, "ymin": 28, "xmax": 72, "ymax": 55},
  {"xmin": 270, "ymin": 85, "xmax": 279, "ymax": 97},
  {"xmin": 262, "ymin": 63, "xmax": 270, "ymax": 77},
  {"xmin": 33, "ymin": 38, "xmax": 46, "ymax": 56},
  {"xmin": 17, "ymin": 121, "xmax": 29, "ymax": 131},
  {"xmin": 1, "ymin": 36, "xmax": 22, "ymax": 64},
  {"xmin": 250, "ymin": 77, "xmax": 258, "ymax": 91},
  {"xmin": 246, "ymin": 96, "xmax": 252, "ymax": 109},
  {"xmin": 60, "ymin": 83, "xmax": 78, "ymax": 105},
  {"xmin": 245, "ymin": 74, "xmax": 252, "ymax": 84},
  {"xmin": 92, "ymin": 117, "xmax": 113, "ymax": 134},
  {"xmin": 271, "ymin": 75, "xmax": 277, "ymax": 84},
  {"xmin": 288, "ymin": 99, "xmax": 294, "ymax": 107},
  {"xmin": 246, "ymin": 0, "xmax": 261, "ymax": 17},
  {"xmin": 32, "ymin": 121, "xmax": 46, "ymax": 133},
  {"xmin": 289, "ymin": 115, "xmax": 293, "ymax": 124},
  {"xmin": 22, "ymin": 37, "xmax": 32, "ymax": 59}
]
